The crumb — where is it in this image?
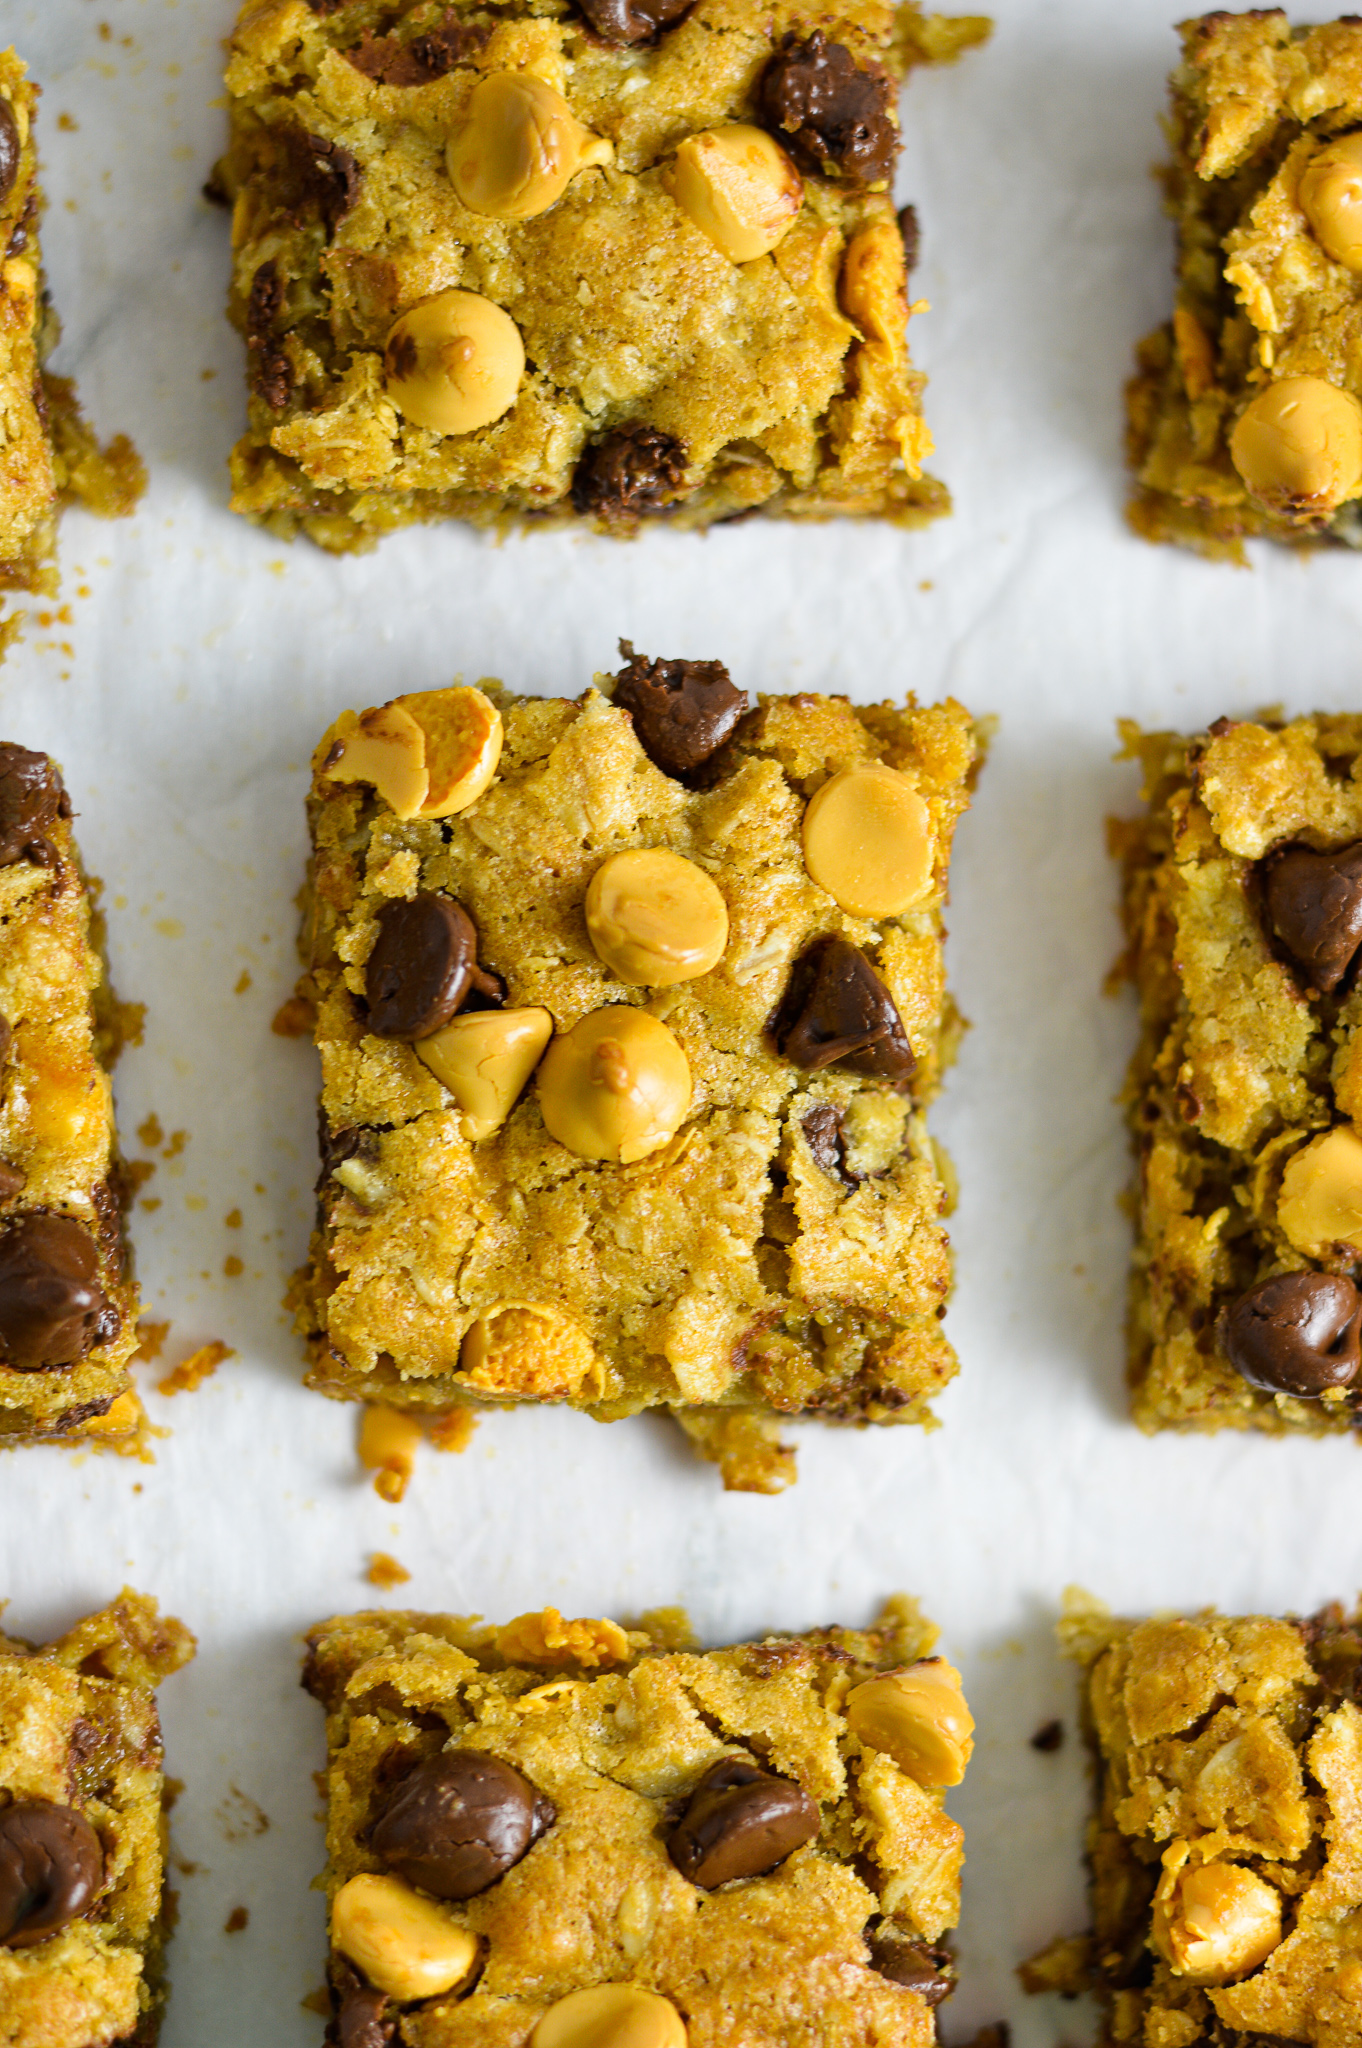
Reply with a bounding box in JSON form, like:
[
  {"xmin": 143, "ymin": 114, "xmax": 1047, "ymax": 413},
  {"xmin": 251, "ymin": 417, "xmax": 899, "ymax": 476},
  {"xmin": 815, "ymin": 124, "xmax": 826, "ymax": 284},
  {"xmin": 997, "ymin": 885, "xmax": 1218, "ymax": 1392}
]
[
  {"xmin": 201, "ymin": 367, "xmax": 218, "ymax": 382},
  {"xmin": 224, "ymin": 1906, "xmax": 249, "ymax": 1935},
  {"xmin": 56, "ymin": 112, "xmax": 77, "ymax": 130},
  {"xmin": 225, "ymin": 1208, "xmax": 242, "ymax": 1228},
  {"xmin": 132, "ymin": 1319, "xmax": 170, "ymax": 1364},
  {"xmin": 1030, "ymin": 1719, "xmax": 1064, "ymax": 1753},
  {"xmin": 215, "ymin": 1785, "xmax": 269, "ymax": 1842},
  {"xmin": 271, "ymin": 993, "xmax": 314, "ymax": 1038},
  {"xmin": 428, "ymin": 1408, "xmax": 478, "ymax": 1454},
  {"xmin": 157, "ymin": 1341, "xmax": 233, "ymax": 1396},
  {"xmin": 918, "ymin": 579, "xmax": 934, "ymax": 591},
  {"xmin": 164, "ymin": 1130, "xmax": 187, "ymax": 1160},
  {"xmin": 185, "ymin": 1194, "xmax": 206, "ymax": 1213},
  {"xmin": 124, "ymin": 1158, "xmax": 156, "ymax": 1196},
  {"xmin": 140, "ymin": 1196, "xmax": 161, "ymax": 1212},
  {"xmin": 110, "ymin": 1000, "xmax": 145, "ymax": 1057},
  {"xmin": 163, "ymin": 1778, "xmax": 184, "ymax": 1814},
  {"xmin": 301, "ymin": 1989, "xmax": 332, "ymax": 2018},
  {"xmin": 137, "ymin": 1112, "xmax": 164, "ymax": 1150},
  {"xmin": 233, "ymin": 968, "xmax": 251, "ymax": 994},
  {"xmin": 223, "ymin": 1255, "xmax": 244, "ymax": 1278},
  {"xmin": 366, "ymin": 1552, "xmax": 412, "ymax": 1589}
]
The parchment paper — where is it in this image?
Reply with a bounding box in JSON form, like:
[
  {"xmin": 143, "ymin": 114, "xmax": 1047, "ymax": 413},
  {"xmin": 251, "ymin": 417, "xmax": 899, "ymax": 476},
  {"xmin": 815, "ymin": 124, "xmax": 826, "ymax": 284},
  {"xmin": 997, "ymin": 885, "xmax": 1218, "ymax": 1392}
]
[{"xmin": 3, "ymin": 2, "xmax": 1360, "ymax": 2040}]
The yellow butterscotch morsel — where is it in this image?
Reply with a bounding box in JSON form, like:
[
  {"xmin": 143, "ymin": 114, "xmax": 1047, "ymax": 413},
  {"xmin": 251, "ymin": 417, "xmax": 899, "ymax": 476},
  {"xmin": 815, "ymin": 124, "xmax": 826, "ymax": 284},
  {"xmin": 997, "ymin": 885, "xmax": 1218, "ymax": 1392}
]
[
  {"xmin": 802, "ymin": 762, "xmax": 934, "ymax": 919},
  {"xmin": 840, "ymin": 218, "xmax": 908, "ymax": 348},
  {"xmin": 416, "ymin": 1006, "xmax": 554, "ymax": 1141},
  {"xmin": 83, "ymin": 1390, "xmax": 142, "ymax": 1438},
  {"xmin": 1229, "ymin": 375, "xmax": 1362, "ymax": 515},
  {"xmin": 448, "ymin": 72, "xmax": 612, "ymax": 221},
  {"xmin": 845, "ymin": 1659, "xmax": 975, "ymax": 1788},
  {"xmin": 531, "ymin": 1985, "xmax": 688, "ymax": 2048},
  {"xmin": 538, "ymin": 1007, "xmax": 691, "ymax": 1164},
  {"xmin": 324, "ymin": 686, "xmax": 503, "ymax": 821},
  {"xmin": 1152, "ymin": 1858, "xmax": 1282, "ymax": 1986},
  {"xmin": 1277, "ymin": 1125, "xmax": 1362, "ymax": 1255},
  {"xmin": 358, "ymin": 1403, "xmax": 423, "ymax": 1503},
  {"xmin": 1300, "ymin": 132, "xmax": 1362, "ymax": 271},
  {"xmin": 585, "ymin": 850, "xmax": 728, "ymax": 987},
  {"xmin": 461, "ymin": 1304, "xmax": 601, "ymax": 1400},
  {"xmin": 331, "ymin": 1873, "xmax": 480, "ymax": 2002},
  {"xmin": 384, "ymin": 290, "xmax": 525, "ymax": 436},
  {"xmin": 664, "ymin": 124, "xmax": 802, "ymax": 263}
]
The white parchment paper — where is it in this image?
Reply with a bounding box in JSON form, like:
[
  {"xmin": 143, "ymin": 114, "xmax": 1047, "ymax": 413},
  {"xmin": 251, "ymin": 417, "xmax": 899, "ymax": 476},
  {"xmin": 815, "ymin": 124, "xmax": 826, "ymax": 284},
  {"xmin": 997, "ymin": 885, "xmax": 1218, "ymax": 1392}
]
[{"xmin": 3, "ymin": 1, "xmax": 1361, "ymax": 2039}]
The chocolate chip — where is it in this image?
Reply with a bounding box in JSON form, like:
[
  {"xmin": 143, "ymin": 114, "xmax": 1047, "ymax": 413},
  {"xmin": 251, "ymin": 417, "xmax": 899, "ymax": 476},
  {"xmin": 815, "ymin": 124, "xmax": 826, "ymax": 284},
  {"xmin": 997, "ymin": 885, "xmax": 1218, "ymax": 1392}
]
[
  {"xmin": 8, "ymin": 191, "xmax": 36, "ymax": 257},
  {"xmin": 612, "ymin": 641, "xmax": 749, "ymax": 781},
  {"xmin": 371, "ymin": 1752, "xmax": 555, "ymax": 1901},
  {"xmin": 296, "ymin": 133, "xmax": 361, "ymax": 227},
  {"xmin": 802, "ymin": 1104, "xmax": 859, "ymax": 1187},
  {"xmin": 570, "ymin": 424, "xmax": 688, "ymax": 523},
  {"xmin": 364, "ymin": 893, "xmax": 500, "ymax": 1041},
  {"xmin": 0, "ymin": 101, "xmax": 19, "ymax": 210},
  {"xmin": 347, "ymin": 12, "xmax": 487, "ymax": 83},
  {"xmin": 757, "ymin": 32, "xmax": 899, "ymax": 188},
  {"xmin": 1263, "ymin": 840, "xmax": 1362, "ymax": 992},
  {"xmin": 773, "ymin": 937, "xmax": 915, "ymax": 1087},
  {"xmin": 330, "ymin": 1957, "xmax": 395, "ymax": 2048},
  {"xmin": 1221, "ymin": 1271, "xmax": 1362, "ymax": 1397},
  {"xmin": 0, "ymin": 744, "xmax": 63, "ymax": 869},
  {"xmin": 0, "ymin": 1215, "xmax": 117, "ymax": 1371},
  {"xmin": 247, "ymin": 260, "xmax": 291, "ymax": 413},
  {"xmin": 574, "ymin": 0, "xmax": 691, "ymax": 45},
  {"xmin": 1030, "ymin": 1718, "xmax": 1064, "ymax": 1753},
  {"xmin": 897, "ymin": 203, "xmax": 920, "ymax": 274},
  {"xmin": 866, "ymin": 1927, "xmax": 955, "ymax": 2005},
  {"xmin": 667, "ymin": 1757, "xmax": 818, "ymax": 1889},
  {"xmin": 0, "ymin": 1803, "xmax": 104, "ymax": 1948}
]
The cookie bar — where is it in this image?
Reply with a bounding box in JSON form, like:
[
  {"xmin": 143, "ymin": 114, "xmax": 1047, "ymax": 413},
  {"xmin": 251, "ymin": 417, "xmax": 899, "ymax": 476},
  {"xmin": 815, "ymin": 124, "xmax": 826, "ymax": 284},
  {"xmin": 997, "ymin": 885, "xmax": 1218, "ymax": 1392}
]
[
  {"xmin": 1113, "ymin": 712, "xmax": 1362, "ymax": 1436},
  {"xmin": 291, "ymin": 656, "xmax": 980, "ymax": 1490},
  {"xmin": 216, "ymin": 0, "xmax": 988, "ymax": 550},
  {"xmin": 0, "ymin": 50, "xmax": 144, "ymax": 631},
  {"xmin": 1023, "ymin": 1591, "xmax": 1362, "ymax": 2047},
  {"xmin": 0, "ymin": 743, "xmax": 146, "ymax": 1447},
  {"xmin": 303, "ymin": 1596, "xmax": 973, "ymax": 2046},
  {"xmin": 1126, "ymin": 11, "xmax": 1362, "ymax": 562},
  {"xmin": 0, "ymin": 1589, "xmax": 196, "ymax": 2046}
]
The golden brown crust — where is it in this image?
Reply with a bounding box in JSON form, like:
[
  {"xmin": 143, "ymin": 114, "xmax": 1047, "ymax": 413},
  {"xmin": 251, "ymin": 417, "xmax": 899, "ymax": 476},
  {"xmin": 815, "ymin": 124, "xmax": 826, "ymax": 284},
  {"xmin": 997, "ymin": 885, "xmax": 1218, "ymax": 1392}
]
[{"xmin": 305, "ymin": 1596, "xmax": 964, "ymax": 2045}]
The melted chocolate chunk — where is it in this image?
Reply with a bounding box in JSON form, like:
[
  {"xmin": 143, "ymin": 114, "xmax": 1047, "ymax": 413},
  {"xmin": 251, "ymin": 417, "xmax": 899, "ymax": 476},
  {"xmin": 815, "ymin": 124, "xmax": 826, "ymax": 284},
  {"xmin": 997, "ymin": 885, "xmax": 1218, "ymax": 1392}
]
[
  {"xmin": 364, "ymin": 893, "xmax": 502, "ymax": 1041},
  {"xmin": 1263, "ymin": 840, "xmax": 1362, "ymax": 992},
  {"xmin": 897, "ymin": 203, "xmax": 920, "ymax": 273},
  {"xmin": 347, "ymin": 12, "xmax": 487, "ymax": 83},
  {"xmin": 574, "ymin": 0, "xmax": 691, "ymax": 46},
  {"xmin": 774, "ymin": 937, "xmax": 915, "ymax": 1087},
  {"xmin": 1221, "ymin": 1271, "xmax": 1362, "ymax": 1398},
  {"xmin": 294, "ymin": 131, "xmax": 361, "ymax": 230},
  {"xmin": 667, "ymin": 1758, "xmax": 818, "ymax": 1889},
  {"xmin": 570, "ymin": 424, "xmax": 687, "ymax": 523},
  {"xmin": 0, "ymin": 1803, "xmax": 104, "ymax": 1948},
  {"xmin": 0, "ymin": 745, "xmax": 63, "ymax": 868},
  {"xmin": 246, "ymin": 260, "xmax": 291, "ymax": 413},
  {"xmin": 758, "ymin": 31, "xmax": 899, "ymax": 187},
  {"xmin": 0, "ymin": 100, "xmax": 19, "ymax": 210},
  {"xmin": 866, "ymin": 1928, "xmax": 955, "ymax": 2004},
  {"xmin": 8, "ymin": 191, "xmax": 37, "ymax": 258},
  {"xmin": 0, "ymin": 1215, "xmax": 117, "ymax": 1371},
  {"xmin": 612, "ymin": 641, "xmax": 749, "ymax": 781},
  {"xmin": 330, "ymin": 1958, "xmax": 395, "ymax": 2048},
  {"xmin": 371, "ymin": 1752, "xmax": 555, "ymax": 1900},
  {"xmin": 801, "ymin": 1104, "xmax": 859, "ymax": 1187}
]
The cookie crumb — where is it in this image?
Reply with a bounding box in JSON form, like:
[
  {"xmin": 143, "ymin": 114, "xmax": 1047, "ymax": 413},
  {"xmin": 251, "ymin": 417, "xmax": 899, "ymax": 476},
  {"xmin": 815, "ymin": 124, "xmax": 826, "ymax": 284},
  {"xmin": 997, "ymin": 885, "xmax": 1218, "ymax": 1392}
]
[
  {"xmin": 224, "ymin": 1906, "xmax": 248, "ymax": 1934},
  {"xmin": 1030, "ymin": 1718, "xmax": 1063, "ymax": 1753},
  {"xmin": 428, "ymin": 1408, "xmax": 477, "ymax": 1453},
  {"xmin": 366, "ymin": 1552, "xmax": 412, "ymax": 1589},
  {"xmin": 157, "ymin": 1341, "xmax": 233, "ymax": 1396}
]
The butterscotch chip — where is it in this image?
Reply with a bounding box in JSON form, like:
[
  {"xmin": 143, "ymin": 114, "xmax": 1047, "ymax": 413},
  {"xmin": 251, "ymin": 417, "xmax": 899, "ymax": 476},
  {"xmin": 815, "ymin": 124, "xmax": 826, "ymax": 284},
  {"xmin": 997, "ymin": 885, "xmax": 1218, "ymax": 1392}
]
[
  {"xmin": 664, "ymin": 125, "xmax": 801, "ymax": 264},
  {"xmin": 384, "ymin": 291, "xmax": 525, "ymax": 437},
  {"xmin": 584, "ymin": 850, "xmax": 727, "ymax": 987},
  {"xmin": 461, "ymin": 1305, "xmax": 601, "ymax": 1400},
  {"xmin": 324, "ymin": 686, "xmax": 503, "ymax": 821},
  {"xmin": 416, "ymin": 1007, "xmax": 554, "ymax": 1141},
  {"xmin": 1300, "ymin": 130, "xmax": 1362, "ymax": 271},
  {"xmin": 538, "ymin": 1007, "xmax": 691, "ymax": 1163},
  {"xmin": 330, "ymin": 1873, "xmax": 480, "ymax": 2001},
  {"xmin": 1151, "ymin": 1856, "xmax": 1282, "ymax": 1986},
  {"xmin": 1229, "ymin": 376, "xmax": 1362, "ymax": 517},
  {"xmin": 846, "ymin": 1659, "xmax": 974, "ymax": 1786},
  {"xmin": 803, "ymin": 763, "xmax": 934, "ymax": 917},
  {"xmin": 1276, "ymin": 1125, "xmax": 1362, "ymax": 1255},
  {"xmin": 532, "ymin": 1986, "xmax": 687, "ymax": 2048},
  {"xmin": 448, "ymin": 73, "xmax": 611, "ymax": 221}
]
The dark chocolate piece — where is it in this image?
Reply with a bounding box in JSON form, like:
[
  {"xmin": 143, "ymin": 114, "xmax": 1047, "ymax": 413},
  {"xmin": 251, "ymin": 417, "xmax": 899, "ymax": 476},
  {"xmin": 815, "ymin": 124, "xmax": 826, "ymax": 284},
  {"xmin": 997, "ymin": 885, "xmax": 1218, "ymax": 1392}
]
[
  {"xmin": 758, "ymin": 32, "xmax": 899, "ymax": 188},
  {"xmin": 1263, "ymin": 840, "xmax": 1362, "ymax": 992},
  {"xmin": 347, "ymin": 13, "xmax": 487, "ymax": 83},
  {"xmin": 246, "ymin": 260, "xmax": 291, "ymax": 412},
  {"xmin": 574, "ymin": 0, "xmax": 691, "ymax": 45},
  {"xmin": 0, "ymin": 1214, "xmax": 117, "ymax": 1370},
  {"xmin": 371, "ymin": 1751, "xmax": 555, "ymax": 1901},
  {"xmin": 0, "ymin": 745, "xmax": 62, "ymax": 869},
  {"xmin": 364, "ymin": 893, "xmax": 499, "ymax": 1041},
  {"xmin": 865, "ymin": 1927, "xmax": 955, "ymax": 2005},
  {"xmin": 331, "ymin": 1957, "xmax": 395, "ymax": 2048},
  {"xmin": 667, "ymin": 1757, "xmax": 818, "ymax": 1889},
  {"xmin": 1221, "ymin": 1271, "xmax": 1362, "ymax": 1397},
  {"xmin": 612, "ymin": 641, "xmax": 749, "ymax": 781},
  {"xmin": 897, "ymin": 204, "xmax": 920, "ymax": 274},
  {"xmin": 774, "ymin": 937, "xmax": 915, "ymax": 1087},
  {"xmin": 0, "ymin": 1803, "xmax": 104, "ymax": 1948},
  {"xmin": 570, "ymin": 425, "xmax": 687, "ymax": 522}
]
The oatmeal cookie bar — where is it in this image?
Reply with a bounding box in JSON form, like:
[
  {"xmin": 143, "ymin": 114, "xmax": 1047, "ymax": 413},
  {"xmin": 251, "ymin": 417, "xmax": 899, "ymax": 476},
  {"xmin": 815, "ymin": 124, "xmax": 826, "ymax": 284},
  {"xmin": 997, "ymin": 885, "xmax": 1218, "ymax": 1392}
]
[
  {"xmin": 1023, "ymin": 1591, "xmax": 1362, "ymax": 2048},
  {"xmin": 303, "ymin": 1596, "xmax": 972, "ymax": 2046},
  {"xmin": 1114, "ymin": 712, "xmax": 1362, "ymax": 1435},
  {"xmin": 0, "ymin": 1589, "xmax": 195, "ymax": 2046},
  {"xmin": 292, "ymin": 656, "xmax": 980, "ymax": 1490},
  {"xmin": 0, "ymin": 743, "xmax": 146, "ymax": 1448},
  {"xmin": 0, "ymin": 50, "xmax": 144, "ymax": 636},
  {"xmin": 216, "ymin": 0, "xmax": 988, "ymax": 550},
  {"xmin": 1127, "ymin": 11, "xmax": 1362, "ymax": 562}
]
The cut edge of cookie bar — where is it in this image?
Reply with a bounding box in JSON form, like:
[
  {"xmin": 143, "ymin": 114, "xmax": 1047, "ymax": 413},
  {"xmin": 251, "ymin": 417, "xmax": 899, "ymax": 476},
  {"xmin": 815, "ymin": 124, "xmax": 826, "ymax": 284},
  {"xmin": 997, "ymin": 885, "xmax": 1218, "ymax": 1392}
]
[
  {"xmin": 303, "ymin": 1593, "xmax": 986, "ymax": 2045},
  {"xmin": 0, "ymin": 744, "xmax": 149, "ymax": 1452},
  {"xmin": 1112, "ymin": 710, "xmax": 1362, "ymax": 1439},
  {"xmin": 1126, "ymin": 11, "xmax": 1362, "ymax": 562},
  {"xmin": 1022, "ymin": 1587, "xmax": 1362, "ymax": 2047},
  {"xmin": 0, "ymin": 1588, "xmax": 196, "ymax": 2045},
  {"xmin": 0, "ymin": 51, "xmax": 145, "ymax": 653},
  {"xmin": 216, "ymin": 0, "xmax": 989, "ymax": 553},
  {"xmin": 290, "ymin": 660, "xmax": 982, "ymax": 1491}
]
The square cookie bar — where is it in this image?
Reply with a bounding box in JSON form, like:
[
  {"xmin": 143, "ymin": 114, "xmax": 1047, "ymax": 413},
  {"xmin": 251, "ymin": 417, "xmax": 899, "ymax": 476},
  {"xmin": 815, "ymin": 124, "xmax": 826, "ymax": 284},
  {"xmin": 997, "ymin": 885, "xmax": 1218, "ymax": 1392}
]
[
  {"xmin": 0, "ymin": 1590, "xmax": 195, "ymax": 2045},
  {"xmin": 303, "ymin": 1596, "xmax": 973, "ymax": 2046},
  {"xmin": 292, "ymin": 656, "xmax": 980, "ymax": 1490},
  {"xmin": 1024, "ymin": 1592, "xmax": 1362, "ymax": 2047},
  {"xmin": 217, "ymin": 0, "xmax": 988, "ymax": 549},
  {"xmin": 0, "ymin": 743, "xmax": 146, "ymax": 1448},
  {"xmin": 0, "ymin": 50, "xmax": 144, "ymax": 632},
  {"xmin": 1115, "ymin": 712, "xmax": 1362, "ymax": 1435},
  {"xmin": 1128, "ymin": 10, "xmax": 1362, "ymax": 561}
]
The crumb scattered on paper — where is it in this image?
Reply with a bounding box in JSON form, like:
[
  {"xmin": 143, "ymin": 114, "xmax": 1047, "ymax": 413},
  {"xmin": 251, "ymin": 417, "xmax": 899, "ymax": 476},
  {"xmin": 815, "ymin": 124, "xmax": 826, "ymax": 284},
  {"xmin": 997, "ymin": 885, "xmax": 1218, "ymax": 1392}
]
[
  {"xmin": 272, "ymin": 993, "xmax": 314, "ymax": 1037},
  {"xmin": 216, "ymin": 1785, "xmax": 269, "ymax": 1842},
  {"xmin": 428, "ymin": 1408, "xmax": 478, "ymax": 1454},
  {"xmin": 133, "ymin": 1318, "xmax": 170, "ymax": 1363},
  {"xmin": 158, "ymin": 1341, "xmax": 233, "ymax": 1396},
  {"xmin": 224, "ymin": 1906, "xmax": 249, "ymax": 1934},
  {"xmin": 366, "ymin": 1551, "xmax": 412, "ymax": 1589}
]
